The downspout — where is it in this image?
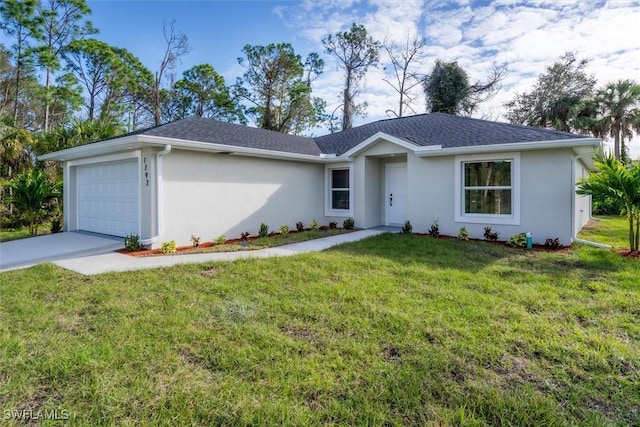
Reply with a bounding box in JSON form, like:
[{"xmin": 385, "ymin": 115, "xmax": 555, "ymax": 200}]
[
  {"xmin": 571, "ymin": 152, "xmax": 611, "ymax": 249},
  {"xmin": 140, "ymin": 145, "xmax": 171, "ymax": 247}
]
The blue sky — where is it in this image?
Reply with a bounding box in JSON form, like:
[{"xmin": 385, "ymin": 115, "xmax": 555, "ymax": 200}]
[{"xmin": 5, "ymin": 1, "xmax": 640, "ymax": 151}]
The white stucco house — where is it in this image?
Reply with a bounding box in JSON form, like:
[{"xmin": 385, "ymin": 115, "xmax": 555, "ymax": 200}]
[{"xmin": 40, "ymin": 113, "xmax": 601, "ymax": 248}]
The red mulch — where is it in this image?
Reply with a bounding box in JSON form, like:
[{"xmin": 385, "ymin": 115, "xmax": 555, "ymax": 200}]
[
  {"xmin": 414, "ymin": 233, "xmax": 570, "ymax": 253},
  {"xmin": 117, "ymin": 228, "xmax": 340, "ymax": 257},
  {"xmin": 617, "ymin": 249, "xmax": 640, "ymax": 258}
]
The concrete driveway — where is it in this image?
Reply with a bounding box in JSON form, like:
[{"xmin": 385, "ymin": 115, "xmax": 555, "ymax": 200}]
[{"xmin": 0, "ymin": 232, "xmax": 123, "ymax": 271}]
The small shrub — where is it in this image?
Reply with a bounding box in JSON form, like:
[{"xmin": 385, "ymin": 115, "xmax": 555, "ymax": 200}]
[
  {"xmin": 343, "ymin": 217, "xmax": 355, "ymax": 230},
  {"xmin": 484, "ymin": 226, "xmax": 499, "ymax": 242},
  {"xmin": 214, "ymin": 235, "xmax": 226, "ymax": 245},
  {"xmin": 401, "ymin": 220, "xmax": 413, "ymax": 234},
  {"xmin": 544, "ymin": 237, "xmax": 561, "ymax": 250},
  {"xmin": 329, "ymin": 221, "xmax": 337, "ymax": 229},
  {"xmin": 258, "ymin": 223, "xmax": 269, "ymax": 238},
  {"xmin": 279, "ymin": 225, "xmax": 289, "ymax": 235},
  {"xmin": 240, "ymin": 231, "xmax": 250, "ymax": 241},
  {"xmin": 296, "ymin": 221, "xmax": 304, "ymax": 232},
  {"xmin": 457, "ymin": 226, "xmax": 470, "ymax": 241},
  {"xmin": 190, "ymin": 234, "xmax": 201, "ymax": 247},
  {"xmin": 427, "ymin": 220, "xmax": 439, "ymax": 238},
  {"xmin": 161, "ymin": 240, "xmax": 177, "ymax": 254},
  {"xmin": 508, "ymin": 232, "xmax": 527, "ymax": 247},
  {"xmin": 50, "ymin": 219, "xmax": 62, "ymax": 234},
  {"xmin": 310, "ymin": 219, "xmax": 319, "ymax": 231},
  {"xmin": 124, "ymin": 234, "xmax": 141, "ymax": 252}
]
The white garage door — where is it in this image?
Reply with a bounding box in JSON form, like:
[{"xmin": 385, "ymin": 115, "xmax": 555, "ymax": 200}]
[{"xmin": 77, "ymin": 160, "xmax": 139, "ymax": 237}]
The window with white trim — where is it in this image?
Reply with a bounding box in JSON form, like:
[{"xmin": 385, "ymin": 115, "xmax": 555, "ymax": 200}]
[
  {"xmin": 463, "ymin": 160, "xmax": 512, "ymax": 215},
  {"xmin": 330, "ymin": 168, "xmax": 350, "ymax": 210},
  {"xmin": 325, "ymin": 164, "xmax": 353, "ymax": 216},
  {"xmin": 455, "ymin": 153, "xmax": 520, "ymax": 225}
]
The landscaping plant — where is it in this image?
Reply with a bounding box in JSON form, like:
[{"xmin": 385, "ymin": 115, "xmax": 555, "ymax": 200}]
[
  {"xmin": 124, "ymin": 234, "xmax": 141, "ymax": 252},
  {"xmin": 279, "ymin": 225, "xmax": 289, "ymax": 235},
  {"xmin": 544, "ymin": 237, "xmax": 561, "ymax": 250},
  {"xmin": 258, "ymin": 223, "xmax": 270, "ymax": 238},
  {"xmin": 401, "ymin": 220, "xmax": 412, "ymax": 234},
  {"xmin": 214, "ymin": 235, "xmax": 226, "ymax": 245},
  {"xmin": 296, "ymin": 221, "xmax": 304, "ymax": 232},
  {"xmin": 160, "ymin": 240, "xmax": 177, "ymax": 254},
  {"xmin": 343, "ymin": 217, "xmax": 355, "ymax": 230},
  {"xmin": 310, "ymin": 219, "xmax": 319, "ymax": 231},
  {"xmin": 484, "ymin": 226, "xmax": 499, "ymax": 242},
  {"xmin": 457, "ymin": 226, "xmax": 470, "ymax": 241},
  {"xmin": 428, "ymin": 220, "xmax": 440, "ymax": 238},
  {"xmin": 507, "ymin": 232, "xmax": 527, "ymax": 247},
  {"xmin": 190, "ymin": 235, "xmax": 201, "ymax": 248}
]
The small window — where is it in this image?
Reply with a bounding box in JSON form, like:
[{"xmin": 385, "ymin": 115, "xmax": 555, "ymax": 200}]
[
  {"xmin": 331, "ymin": 169, "xmax": 350, "ymax": 210},
  {"xmin": 463, "ymin": 160, "xmax": 512, "ymax": 215}
]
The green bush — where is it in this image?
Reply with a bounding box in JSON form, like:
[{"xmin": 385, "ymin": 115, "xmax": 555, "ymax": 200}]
[
  {"xmin": 343, "ymin": 217, "xmax": 355, "ymax": 230},
  {"xmin": 124, "ymin": 234, "xmax": 141, "ymax": 252},
  {"xmin": 258, "ymin": 223, "xmax": 269, "ymax": 238},
  {"xmin": 310, "ymin": 219, "xmax": 319, "ymax": 231},
  {"xmin": 161, "ymin": 240, "xmax": 177, "ymax": 254},
  {"xmin": 329, "ymin": 221, "xmax": 337, "ymax": 229},
  {"xmin": 507, "ymin": 232, "xmax": 527, "ymax": 247},
  {"xmin": 279, "ymin": 225, "xmax": 289, "ymax": 235},
  {"xmin": 457, "ymin": 226, "xmax": 470, "ymax": 241},
  {"xmin": 401, "ymin": 220, "xmax": 412, "ymax": 234},
  {"xmin": 214, "ymin": 235, "xmax": 226, "ymax": 245}
]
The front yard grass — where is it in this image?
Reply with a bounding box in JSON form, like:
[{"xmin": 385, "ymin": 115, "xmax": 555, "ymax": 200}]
[{"xmin": 0, "ymin": 216, "xmax": 638, "ymax": 425}]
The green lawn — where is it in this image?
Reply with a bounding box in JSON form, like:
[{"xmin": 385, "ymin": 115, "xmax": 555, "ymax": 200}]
[
  {"xmin": 0, "ymin": 217, "xmax": 638, "ymax": 426},
  {"xmin": 0, "ymin": 227, "xmax": 41, "ymax": 242}
]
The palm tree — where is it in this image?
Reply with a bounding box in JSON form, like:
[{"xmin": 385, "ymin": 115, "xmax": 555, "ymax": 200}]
[
  {"xmin": 577, "ymin": 152, "xmax": 640, "ymax": 252},
  {"xmin": 593, "ymin": 80, "xmax": 640, "ymax": 161},
  {"xmin": 5, "ymin": 168, "xmax": 61, "ymax": 235}
]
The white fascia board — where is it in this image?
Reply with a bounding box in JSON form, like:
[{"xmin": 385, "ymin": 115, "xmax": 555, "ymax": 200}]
[
  {"xmin": 38, "ymin": 135, "xmax": 144, "ymax": 161},
  {"xmin": 341, "ymin": 132, "xmax": 422, "ymax": 157},
  {"xmin": 415, "ymin": 138, "xmax": 601, "ymax": 157},
  {"xmin": 38, "ymin": 134, "xmax": 329, "ymax": 163}
]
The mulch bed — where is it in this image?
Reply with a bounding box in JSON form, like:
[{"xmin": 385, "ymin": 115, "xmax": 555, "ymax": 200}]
[
  {"xmin": 117, "ymin": 228, "xmax": 343, "ymax": 257},
  {"xmin": 414, "ymin": 233, "xmax": 571, "ymax": 253},
  {"xmin": 617, "ymin": 250, "xmax": 640, "ymax": 258}
]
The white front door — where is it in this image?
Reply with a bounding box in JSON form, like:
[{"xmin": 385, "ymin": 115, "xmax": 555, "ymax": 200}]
[
  {"xmin": 77, "ymin": 160, "xmax": 140, "ymax": 237},
  {"xmin": 385, "ymin": 163, "xmax": 408, "ymax": 225}
]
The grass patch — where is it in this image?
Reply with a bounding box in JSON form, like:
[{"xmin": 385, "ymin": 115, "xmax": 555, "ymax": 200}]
[
  {"xmin": 0, "ymin": 226, "xmax": 50, "ymax": 242},
  {"xmin": 0, "ymin": 218, "xmax": 638, "ymax": 425}
]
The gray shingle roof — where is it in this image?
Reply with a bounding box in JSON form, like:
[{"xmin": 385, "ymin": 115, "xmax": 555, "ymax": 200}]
[
  {"xmin": 136, "ymin": 116, "xmax": 323, "ymax": 156},
  {"xmin": 314, "ymin": 113, "xmax": 589, "ymax": 155},
  {"xmin": 114, "ymin": 113, "xmax": 591, "ymax": 157}
]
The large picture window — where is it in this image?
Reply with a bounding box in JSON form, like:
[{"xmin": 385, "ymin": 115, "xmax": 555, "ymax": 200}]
[
  {"xmin": 455, "ymin": 153, "xmax": 520, "ymax": 225},
  {"xmin": 330, "ymin": 169, "xmax": 350, "ymax": 210},
  {"xmin": 463, "ymin": 160, "xmax": 512, "ymax": 215}
]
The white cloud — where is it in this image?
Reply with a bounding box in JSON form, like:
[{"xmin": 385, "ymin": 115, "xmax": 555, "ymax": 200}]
[{"xmin": 276, "ymin": 0, "xmax": 640, "ymax": 145}]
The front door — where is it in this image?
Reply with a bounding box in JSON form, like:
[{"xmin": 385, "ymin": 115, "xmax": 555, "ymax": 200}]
[{"xmin": 385, "ymin": 163, "xmax": 408, "ymax": 225}]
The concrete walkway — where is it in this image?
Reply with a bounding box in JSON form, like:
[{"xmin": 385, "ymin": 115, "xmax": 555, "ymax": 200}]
[
  {"xmin": 0, "ymin": 232, "xmax": 123, "ymax": 272},
  {"xmin": 53, "ymin": 229, "xmax": 388, "ymax": 275}
]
